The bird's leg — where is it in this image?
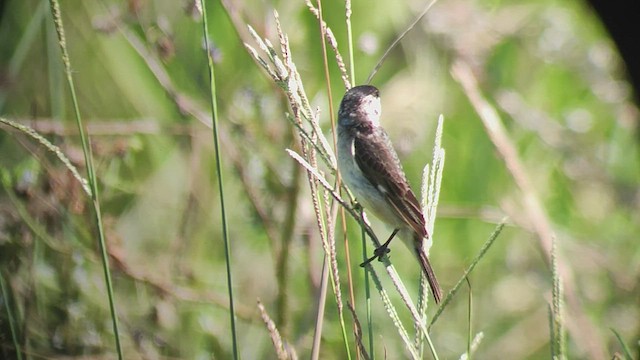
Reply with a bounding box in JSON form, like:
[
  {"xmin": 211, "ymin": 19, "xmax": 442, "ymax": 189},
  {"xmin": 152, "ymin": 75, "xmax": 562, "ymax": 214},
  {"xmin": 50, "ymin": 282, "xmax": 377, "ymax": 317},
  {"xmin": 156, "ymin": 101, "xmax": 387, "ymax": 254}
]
[{"xmin": 360, "ymin": 228, "xmax": 400, "ymax": 267}]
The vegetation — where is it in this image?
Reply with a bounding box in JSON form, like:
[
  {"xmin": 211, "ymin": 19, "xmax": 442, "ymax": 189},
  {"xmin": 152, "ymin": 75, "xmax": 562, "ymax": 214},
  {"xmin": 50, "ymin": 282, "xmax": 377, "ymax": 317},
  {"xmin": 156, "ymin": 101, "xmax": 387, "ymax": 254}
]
[{"xmin": 1, "ymin": 0, "xmax": 638, "ymax": 359}]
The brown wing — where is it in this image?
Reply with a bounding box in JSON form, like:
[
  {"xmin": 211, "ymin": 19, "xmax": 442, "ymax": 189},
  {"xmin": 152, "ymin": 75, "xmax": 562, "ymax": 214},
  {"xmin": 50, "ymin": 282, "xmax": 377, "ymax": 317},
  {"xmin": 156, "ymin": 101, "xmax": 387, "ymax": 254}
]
[{"xmin": 353, "ymin": 127, "xmax": 428, "ymax": 238}]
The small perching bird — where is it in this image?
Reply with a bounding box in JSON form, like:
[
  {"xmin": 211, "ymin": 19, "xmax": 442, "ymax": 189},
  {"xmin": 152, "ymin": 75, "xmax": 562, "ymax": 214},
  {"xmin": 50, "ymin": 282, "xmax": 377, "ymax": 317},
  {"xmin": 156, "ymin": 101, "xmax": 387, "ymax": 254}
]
[{"xmin": 337, "ymin": 85, "xmax": 443, "ymax": 304}]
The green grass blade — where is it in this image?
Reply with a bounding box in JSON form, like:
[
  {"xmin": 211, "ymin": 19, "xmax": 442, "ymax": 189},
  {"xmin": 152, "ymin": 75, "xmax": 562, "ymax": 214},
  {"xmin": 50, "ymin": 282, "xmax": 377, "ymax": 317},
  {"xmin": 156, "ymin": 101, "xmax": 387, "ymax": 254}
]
[
  {"xmin": 466, "ymin": 278, "xmax": 472, "ymax": 360},
  {"xmin": 429, "ymin": 220, "xmax": 506, "ymax": 330},
  {"xmin": 610, "ymin": 328, "xmax": 634, "ymax": 360},
  {"xmin": 360, "ymin": 213, "xmax": 374, "ymax": 359},
  {"xmin": 0, "ymin": 271, "xmax": 23, "ymax": 360},
  {"xmin": 367, "ymin": 265, "xmax": 420, "ymax": 359},
  {"xmin": 47, "ymin": 0, "xmax": 122, "ymax": 357},
  {"xmin": 199, "ymin": 0, "xmax": 238, "ymax": 357},
  {"xmin": 366, "ymin": 0, "xmax": 438, "ymax": 84},
  {"xmin": 0, "ymin": 118, "xmax": 90, "ymax": 195}
]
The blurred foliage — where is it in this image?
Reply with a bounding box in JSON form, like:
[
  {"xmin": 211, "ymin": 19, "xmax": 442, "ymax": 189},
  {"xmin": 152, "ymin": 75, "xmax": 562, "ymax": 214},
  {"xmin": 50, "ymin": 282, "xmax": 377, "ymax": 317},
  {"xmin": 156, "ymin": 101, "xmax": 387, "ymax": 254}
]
[{"xmin": 1, "ymin": 0, "xmax": 639, "ymax": 359}]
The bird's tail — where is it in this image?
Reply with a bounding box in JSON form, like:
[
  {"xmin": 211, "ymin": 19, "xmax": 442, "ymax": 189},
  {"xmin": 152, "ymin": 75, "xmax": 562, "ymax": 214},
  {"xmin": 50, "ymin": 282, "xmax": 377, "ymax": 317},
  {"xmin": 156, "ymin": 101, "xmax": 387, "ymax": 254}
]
[{"xmin": 414, "ymin": 235, "xmax": 443, "ymax": 304}]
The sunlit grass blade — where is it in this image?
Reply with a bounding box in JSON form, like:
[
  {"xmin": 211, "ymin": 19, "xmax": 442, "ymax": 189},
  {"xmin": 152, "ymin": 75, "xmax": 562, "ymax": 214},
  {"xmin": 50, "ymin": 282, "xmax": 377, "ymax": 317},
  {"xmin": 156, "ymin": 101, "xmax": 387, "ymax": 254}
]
[
  {"xmin": 345, "ymin": 0, "xmax": 355, "ymax": 88},
  {"xmin": 258, "ymin": 299, "xmax": 298, "ymax": 359},
  {"xmin": 417, "ymin": 115, "xmax": 446, "ymax": 356},
  {"xmin": 0, "ymin": 118, "xmax": 90, "ymax": 195},
  {"xmin": 460, "ymin": 332, "xmax": 484, "ymax": 360},
  {"xmin": 366, "ymin": 265, "xmax": 420, "ymax": 359},
  {"xmin": 549, "ymin": 236, "xmax": 565, "ymax": 360}
]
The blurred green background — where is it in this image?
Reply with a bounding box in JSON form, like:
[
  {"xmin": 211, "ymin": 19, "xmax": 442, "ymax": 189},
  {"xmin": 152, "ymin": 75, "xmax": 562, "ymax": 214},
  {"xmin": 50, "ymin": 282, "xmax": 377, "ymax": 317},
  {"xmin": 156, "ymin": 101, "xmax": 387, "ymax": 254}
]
[{"xmin": 1, "ymin": 0, "xmax": 638, "ymax": 358}]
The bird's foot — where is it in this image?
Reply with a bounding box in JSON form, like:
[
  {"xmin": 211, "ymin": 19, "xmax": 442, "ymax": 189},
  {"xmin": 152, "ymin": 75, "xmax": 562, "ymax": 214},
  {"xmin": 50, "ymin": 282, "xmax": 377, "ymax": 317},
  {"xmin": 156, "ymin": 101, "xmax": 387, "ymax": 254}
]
[
  {"xmin": 360, "ymin": 228, "xmax": 400, "ymax": 267},
  {"xmin": 360, "ymin": 245, "xmax": 391, "ymax": 267}
]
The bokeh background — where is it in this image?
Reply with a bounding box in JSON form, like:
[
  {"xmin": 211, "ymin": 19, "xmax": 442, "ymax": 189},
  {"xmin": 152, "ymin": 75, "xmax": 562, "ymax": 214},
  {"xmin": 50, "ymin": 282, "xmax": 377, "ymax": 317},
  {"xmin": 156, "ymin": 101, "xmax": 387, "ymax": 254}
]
[{"xmin": 1, "ymin": 0, "xmax": 638, "ymax": 358}]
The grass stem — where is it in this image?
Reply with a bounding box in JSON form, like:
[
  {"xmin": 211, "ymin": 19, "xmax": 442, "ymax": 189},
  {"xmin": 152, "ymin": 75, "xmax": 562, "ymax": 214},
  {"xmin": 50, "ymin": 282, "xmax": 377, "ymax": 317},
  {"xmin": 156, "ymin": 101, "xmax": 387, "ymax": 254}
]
[
  {"xmin": 0, "ymin": 271, "xmax": 22, "ymax": 360},
  {"xmin": 47, "ymin": 0, "xmax": 122, "ymax": 357},
  {"xmin": 429, "ymin": 220, "xmax": 506, "ymax": 330},
  {"xmin": 199, "ymin": 0, "xmax": 239, "ymax": 357}
]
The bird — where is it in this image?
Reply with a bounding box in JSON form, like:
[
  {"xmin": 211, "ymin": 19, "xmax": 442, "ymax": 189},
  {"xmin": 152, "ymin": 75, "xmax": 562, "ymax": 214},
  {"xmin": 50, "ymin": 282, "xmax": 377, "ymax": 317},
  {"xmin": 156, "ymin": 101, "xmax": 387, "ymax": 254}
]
[{"xmin": 337, "ymin": 84, "xmax": 443, "ymax": 304}]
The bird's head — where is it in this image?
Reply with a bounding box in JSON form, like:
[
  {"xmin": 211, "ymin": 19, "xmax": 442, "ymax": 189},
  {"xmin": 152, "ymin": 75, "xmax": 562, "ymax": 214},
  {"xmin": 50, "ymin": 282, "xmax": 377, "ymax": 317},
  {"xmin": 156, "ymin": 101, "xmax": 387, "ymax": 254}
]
[{"xmin": 338, "ymin": 85, "xmax": 381, "ymax": 128}]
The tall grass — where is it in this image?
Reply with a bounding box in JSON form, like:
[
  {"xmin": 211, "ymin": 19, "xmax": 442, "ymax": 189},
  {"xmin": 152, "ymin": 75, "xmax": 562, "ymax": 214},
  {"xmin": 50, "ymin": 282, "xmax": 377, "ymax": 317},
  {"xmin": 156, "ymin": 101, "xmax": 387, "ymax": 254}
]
[
  {"xmin": 47, "ymin": 0, "xmax": 123, "ymax": 358},
  {"xmin": 199, "ymin": 0, "xmax": 238, "ymax": 357}
]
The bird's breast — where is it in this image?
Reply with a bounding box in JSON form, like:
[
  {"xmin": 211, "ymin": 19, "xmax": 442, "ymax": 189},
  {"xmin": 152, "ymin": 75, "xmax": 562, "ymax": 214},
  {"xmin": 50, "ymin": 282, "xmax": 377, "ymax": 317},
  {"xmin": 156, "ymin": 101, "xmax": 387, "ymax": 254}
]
[{"xmin": 337, "ymin": 132, "xmax": 404, "ymax": 229}]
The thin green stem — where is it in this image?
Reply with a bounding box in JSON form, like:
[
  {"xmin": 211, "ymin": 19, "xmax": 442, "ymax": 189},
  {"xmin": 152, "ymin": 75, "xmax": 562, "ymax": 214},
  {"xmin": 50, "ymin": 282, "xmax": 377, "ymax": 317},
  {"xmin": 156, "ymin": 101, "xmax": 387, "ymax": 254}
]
[
  {"xmin": 610, "ymin": 328, "xmax": 633, "ymax": 360},
  {"xmin": 366, "ymin": 0, "xmax": 438, "ymax": 84},
  {"xmin": 466, "ymin": 277, "xmax": 472, "ymax": 360},
  {"xmin": 47, "ymin": 1, "xmax": 122, "ymax": 358},
  {"xmin": 199, "ymin": 0, "xmax": 238, "ymax": 358},
  {"xmin": 367, "ymin": 266, "xmax": 419, "ymax": 359},
  {"xmin": 360, "ymin": 211, "xmax": 374, "ymax": 359},
  {"xmin": 429, "ymin": 220, "xmax": 506, "ymax": 330},
  {"xmin": 0, "ymin": 271, "xmax": 22, "ymax": 360},
  {"xmin": 424, "ymin": 330, "xmax": 438, "ymax": 360}
]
